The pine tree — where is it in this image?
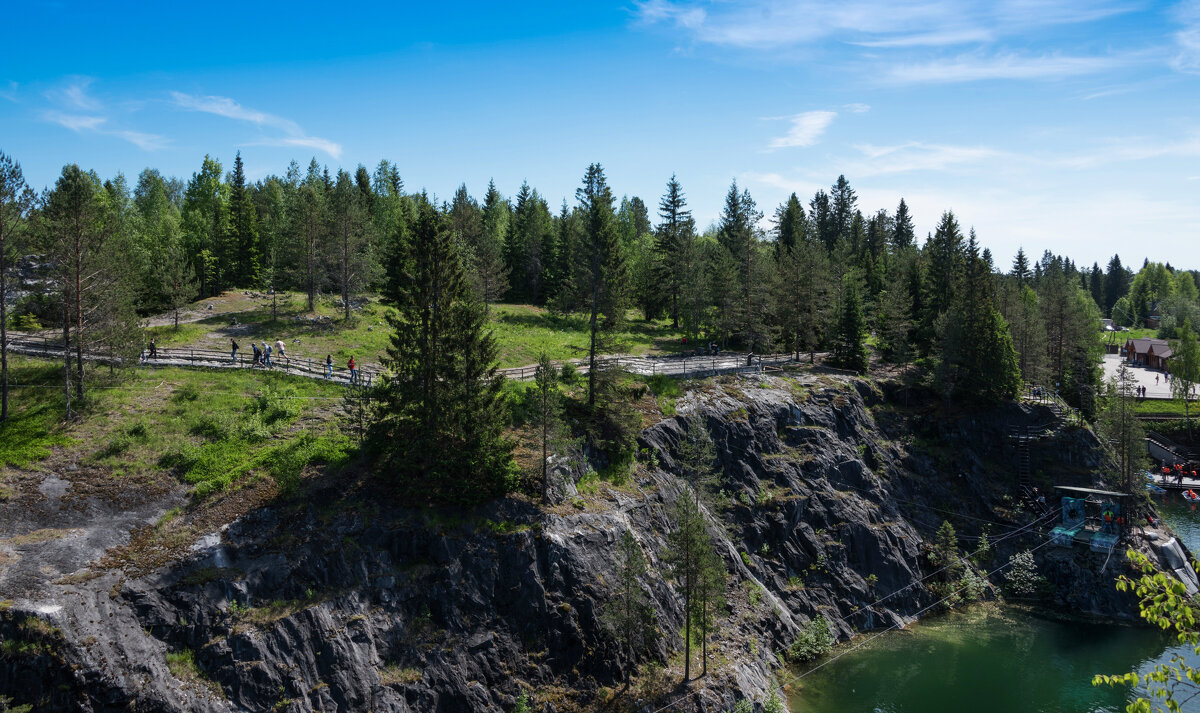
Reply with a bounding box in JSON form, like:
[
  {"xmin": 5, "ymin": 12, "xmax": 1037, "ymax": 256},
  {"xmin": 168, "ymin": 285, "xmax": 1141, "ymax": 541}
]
[
  {"xmin": 774, "ymin": 240, "xmax": 832, "ymax": 362},
  {"xmin": 228, "ymin": 152, "xmax": 260, "ymax": 286},
  {"xmin": 180, "ymin": 155, "xmax": 228, "ymax": 297},
  {"xmin": 292, "ymin": 179, "xmax": 327, "ymax": 312},
  {"xmin": 693, "ymin": 544, "xmax": 726, "ymax": 677},
  {"xmin": 939, "ymin": 241, "xmax": 1020, "ymax": 403},
  {"xmin": 474, "ymin": 180, "xmax": 510, "ymax": 310},
  {"xmin": 1098, "ymin": 361, "xmax": 1147, "ymax": 495},
  {"xmin": 892, "ymin": 198, "xmax": 915, "ymax": 250},
  {"xmin": 773, "ymin": 192, "xmax": 805, "ymax": 258},
  {"xmin": 809, "ymin": 189, "xmax": 835, "ymax": 252},
  {"xmin": 604, "ymin": 530, "xmax": 657, "ymax": 666},
  {"xmin": 375, "ymin": 199, "xmax": 513, "ymax": 502},
  {"xmin": 158, "ymin": 232, "xmax": 197, "ymax": 330},
  {"xmin": 1104, "ymin": 254, "xmax": 1129, "ymax": 318},
  {"xmin": 41, "ymin": 165, "xmax": 124, "ymax": 415},
  {"xmin": 654, "ymin": 175, "xmax": 695, "ymax": 328},
  {"xmin": 665, "ymin": 488, "xmax": 708, "ymax": 682},
  {"xmin": 532, "ymin": 351, "xmax": 565, "ymax": 499},
  {"xmin": 576, "ymin": 164, "xmax": 625, "ymax": 409},
  {"xmin": 330, "ymin": 170, "xmax": 379, "ymax": 320},
  {"xmin": 1011, "ymin": 248, "xmax": 1031, "ymax": 285},
  {"xmin": 0, "ymin": 151, "xmax": 33, "ymax": 422},
  {"xmin": 830, "ymin": 175, "xmax": 858, "ymax": 247},
  {"xmin": 832, "ymin": 273, "xmax": 869, "ymax": 372}
]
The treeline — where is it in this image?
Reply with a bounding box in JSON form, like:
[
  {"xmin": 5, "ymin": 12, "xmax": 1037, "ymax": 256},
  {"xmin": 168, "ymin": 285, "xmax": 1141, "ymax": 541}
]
[{"xmin": 4, "ymin": 147, "xmax": 1195, "ymax": 424}]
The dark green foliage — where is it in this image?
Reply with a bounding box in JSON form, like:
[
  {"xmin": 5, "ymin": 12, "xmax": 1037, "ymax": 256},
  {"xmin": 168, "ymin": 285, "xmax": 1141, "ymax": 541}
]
[
  {"xmin": 938, "ymin": 238, "xmax": 1021, "ymax": 403},
  {"xmin": 374, "ymin": 200, "xmax": 514, "ymax": 503},
  {"xmin": 228, "ymin": 152, "xmax": 260, "ymax": 286},
  {"xmin": 603, "ymin": 530, "xmax": 658, "ymax": 665},
  {"xmin": 832, "ymin": 273, "xmax": 869, "ymax": 373},
  {"xmin": 653, "ymin": 175, "xmax": 696, "ymax": 329},
  {"xmin": 788, "ymin": 615, "xmax": 834, "ymax": 663},
  {"xmin": 532, "ymin": 352, "xmax": 565, "ymax": 499}
]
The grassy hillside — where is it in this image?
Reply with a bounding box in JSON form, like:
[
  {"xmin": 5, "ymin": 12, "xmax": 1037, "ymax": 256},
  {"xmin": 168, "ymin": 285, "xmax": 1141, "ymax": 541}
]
[
  {"xmin": 0, "ymin": 356, "xmax": 350, "ymax": 504},
  {"xmin": 140, "ymin": 292, "xmax": 689, "ymax": 368}
]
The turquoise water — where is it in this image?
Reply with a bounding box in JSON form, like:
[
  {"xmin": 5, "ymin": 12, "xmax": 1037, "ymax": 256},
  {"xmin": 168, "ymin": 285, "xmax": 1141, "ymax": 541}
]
[{"xmin": 789, "ymin": 493, "xmax": 1200, "ymax": 713}]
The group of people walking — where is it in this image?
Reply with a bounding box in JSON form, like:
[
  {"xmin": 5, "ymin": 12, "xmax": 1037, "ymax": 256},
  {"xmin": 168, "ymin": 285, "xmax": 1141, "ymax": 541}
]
[{"xmin": 237, "ymin": 338, "xmax": 288, "ymax": 369}]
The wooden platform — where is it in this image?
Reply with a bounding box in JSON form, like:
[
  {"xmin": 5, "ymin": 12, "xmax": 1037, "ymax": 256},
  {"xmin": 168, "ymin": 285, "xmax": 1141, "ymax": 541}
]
[{"xmin": 1148, "ymin": 475, "xmax": 1200, "ymax": 491}]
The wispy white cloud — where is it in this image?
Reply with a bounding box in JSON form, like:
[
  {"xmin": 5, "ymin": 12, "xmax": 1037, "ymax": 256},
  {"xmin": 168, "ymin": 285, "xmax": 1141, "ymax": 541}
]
[
  {"xmin": 112, "ymin": 130, "xmax": 170, "ymax": 151},
  {"xmin": 849, "ymin": 141, "xmax": 1010, "ymax": 175},
  {"xmin": 44, "ymin": 111, "xmax": 106, "ymax": 132},
  {"xmin": 1173, "ymin": 0, "xmax": 1200, "ymax": 73},
  {"xmin": 45, "ymin": 77, "xmax": 102, "ymax": 111},
  {"xmin": 851, "ymin": 29, "xmax": 994, "ymax": 48},
  {"xmin": 635, "ymin": 0, "xmax": 1135, "ymax": 49},
  {"xmin": 887, "ymin": 53, "xmax": 1122, "ymax": 83},
  {"xmin": 843, "ymin": 102, "xmax": 870, "ymax": 113},
  {"xmin": 171, "ymin": 91, "xmax": 342, "ymax": 159},
  {"xmin": 43, "ymin": 111, "xmax": 168, "ymax": 150},
  {"xmin": 0, "ymin": 81, "xmax": 17, "ymax": 103},
  {"xmin": 767, "ymin": 110, "xmax": 837, "ymax": 149}
]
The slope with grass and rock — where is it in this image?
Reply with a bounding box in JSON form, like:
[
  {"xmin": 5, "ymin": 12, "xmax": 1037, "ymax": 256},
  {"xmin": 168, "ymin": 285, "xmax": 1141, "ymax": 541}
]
[{"xmin": 1, "ymin": 359, "xmax": 1171, "ymax": 713}]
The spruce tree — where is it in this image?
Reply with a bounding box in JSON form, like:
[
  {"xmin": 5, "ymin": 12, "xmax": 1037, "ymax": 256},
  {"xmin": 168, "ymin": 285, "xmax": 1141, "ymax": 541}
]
[
  {"xmin": 654, "ymin": 175, "xmax": 695, "ymax": 328},
  {"xmin": 576, "ymin": 163, "xmax": 625, "ymax": 409},
  {"xmin": 774, "ymin": 240, "xmax": 832, "ymax": 362},
  {"xmin": 1011, "ymin": 248, "xmax": 1031, "ymax": 285},
  {"xmin": 892, "ymin": 197, "xmax": 915, "ymax": 250},
  {"xmin": 228, "ymin": 152, "xmax": 260, "ymax": 286},
  {"xmin": 773, "ymin": 192, "xmax": 805, "ymax": 258},
  {"xmin": 375, "ymin": 199, "xmax": 513, "ymax": 502},
  {"xmin": 832, "ymin": 273, "xmax": 869, "ymax": 372}
]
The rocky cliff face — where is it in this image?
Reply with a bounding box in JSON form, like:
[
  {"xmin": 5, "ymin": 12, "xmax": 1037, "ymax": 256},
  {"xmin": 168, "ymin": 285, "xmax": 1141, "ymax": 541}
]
[{"xmin": 0, "ymin": 370, "xmax": 1159, "ymax": 712}]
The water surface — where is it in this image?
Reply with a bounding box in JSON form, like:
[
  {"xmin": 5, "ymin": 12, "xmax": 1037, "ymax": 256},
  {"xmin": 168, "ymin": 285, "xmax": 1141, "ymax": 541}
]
[{"xmin": 789, "ymin": 493, "xmax": 1200, "ymax": 713}]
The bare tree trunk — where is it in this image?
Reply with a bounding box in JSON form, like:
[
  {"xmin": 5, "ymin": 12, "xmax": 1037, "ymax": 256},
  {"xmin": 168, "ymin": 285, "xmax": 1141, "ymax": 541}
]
[
  {"xmin": 342, "ymin": 224, "xmax": 351, "ymax": 321},
  {"xmin": 588, "ymin": 282, "xmax": 599, "ymax": 409},
  {"xmin": 1, "ymin": 243, "xmax": 8, "ymax": 422},
  {"xmin": 73, "ymin": 241, "xmax": 84, "ymax": 400},
  {"xmin": 62, "ymin": 303, "xmax": 72, "ymax": 420}
]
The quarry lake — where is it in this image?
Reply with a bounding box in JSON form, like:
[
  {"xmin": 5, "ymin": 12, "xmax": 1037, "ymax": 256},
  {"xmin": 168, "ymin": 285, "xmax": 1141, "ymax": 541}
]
[{"xmin": 790, "ymin": 495, "xmax": 1200, "ymax": 713}]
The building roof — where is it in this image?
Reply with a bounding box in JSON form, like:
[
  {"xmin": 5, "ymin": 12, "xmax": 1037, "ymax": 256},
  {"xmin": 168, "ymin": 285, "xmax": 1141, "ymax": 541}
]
[
  {"xmin": 1128, "ymin": 337, "xmax": 1169, "ymax": 355},
  {"xmin": 1152, "ymin": 345, "xmax": 1174, "ymax": 359},
  {"xmin": 1054, "ymin": 485, "xmax": 1130, "ymax": 498}
]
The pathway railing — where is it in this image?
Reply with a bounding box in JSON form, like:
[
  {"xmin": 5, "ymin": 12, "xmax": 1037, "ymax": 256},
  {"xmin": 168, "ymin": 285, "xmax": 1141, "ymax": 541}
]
[{"xmin": 6, "ymin": 333, "xmax": 798, "ymax": 387}]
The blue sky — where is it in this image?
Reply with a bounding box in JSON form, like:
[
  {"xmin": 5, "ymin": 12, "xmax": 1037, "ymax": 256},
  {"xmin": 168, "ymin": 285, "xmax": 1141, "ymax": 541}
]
[{"xmin": 2, "ymin": 0, "xmax": 1198, "ymax": 268}]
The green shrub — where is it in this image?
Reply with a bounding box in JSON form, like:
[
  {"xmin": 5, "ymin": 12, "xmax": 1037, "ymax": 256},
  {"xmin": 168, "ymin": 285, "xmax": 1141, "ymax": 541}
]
[
  {"xmin": 645, "ymin": 373, "xmax": 681, "ymax": 398},
  {"xmin": 788, "ymin": 615, "xmax": 834, "ymax": 663}
]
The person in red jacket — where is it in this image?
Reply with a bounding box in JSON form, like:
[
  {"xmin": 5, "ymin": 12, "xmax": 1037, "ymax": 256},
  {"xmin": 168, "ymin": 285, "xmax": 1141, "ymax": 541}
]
[{"xmin": 348, "ymin": 356, "xmax": 358, "ymax": 385}]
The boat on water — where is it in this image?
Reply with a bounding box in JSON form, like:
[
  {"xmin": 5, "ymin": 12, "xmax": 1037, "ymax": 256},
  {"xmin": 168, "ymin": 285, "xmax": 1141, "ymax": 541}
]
[
  {"xmin": 1185, "ymin": 490, "xmax": 1200, "ymax": 502},
  {"xmin": 1148, "ymin": 482, "xmax": 1166, "ymax": 494}
]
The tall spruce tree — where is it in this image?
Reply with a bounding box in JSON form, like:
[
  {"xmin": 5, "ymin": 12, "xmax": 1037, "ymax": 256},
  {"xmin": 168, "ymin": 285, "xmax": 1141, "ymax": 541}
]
[
  {"xmin": 654, "ymin": 175, "xmax": 695, "ymax": 328},
  {"xmin": 892, "ymin": 197, "xmax": 915, "ymax": 250},
  {"xmin": 832, "ymin": 273, "xmax": 869, "ymax": 372},
  {"xmin": 576, "ymin": 164, "xmax": 625, "ymax": 409},
  {"xmin": 228, "ymin": 152, "xmax": 260, "ymax": 286},
  {"xmin": 375, "ymin": 199, "xmax": 513, "ymax": 502}
]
